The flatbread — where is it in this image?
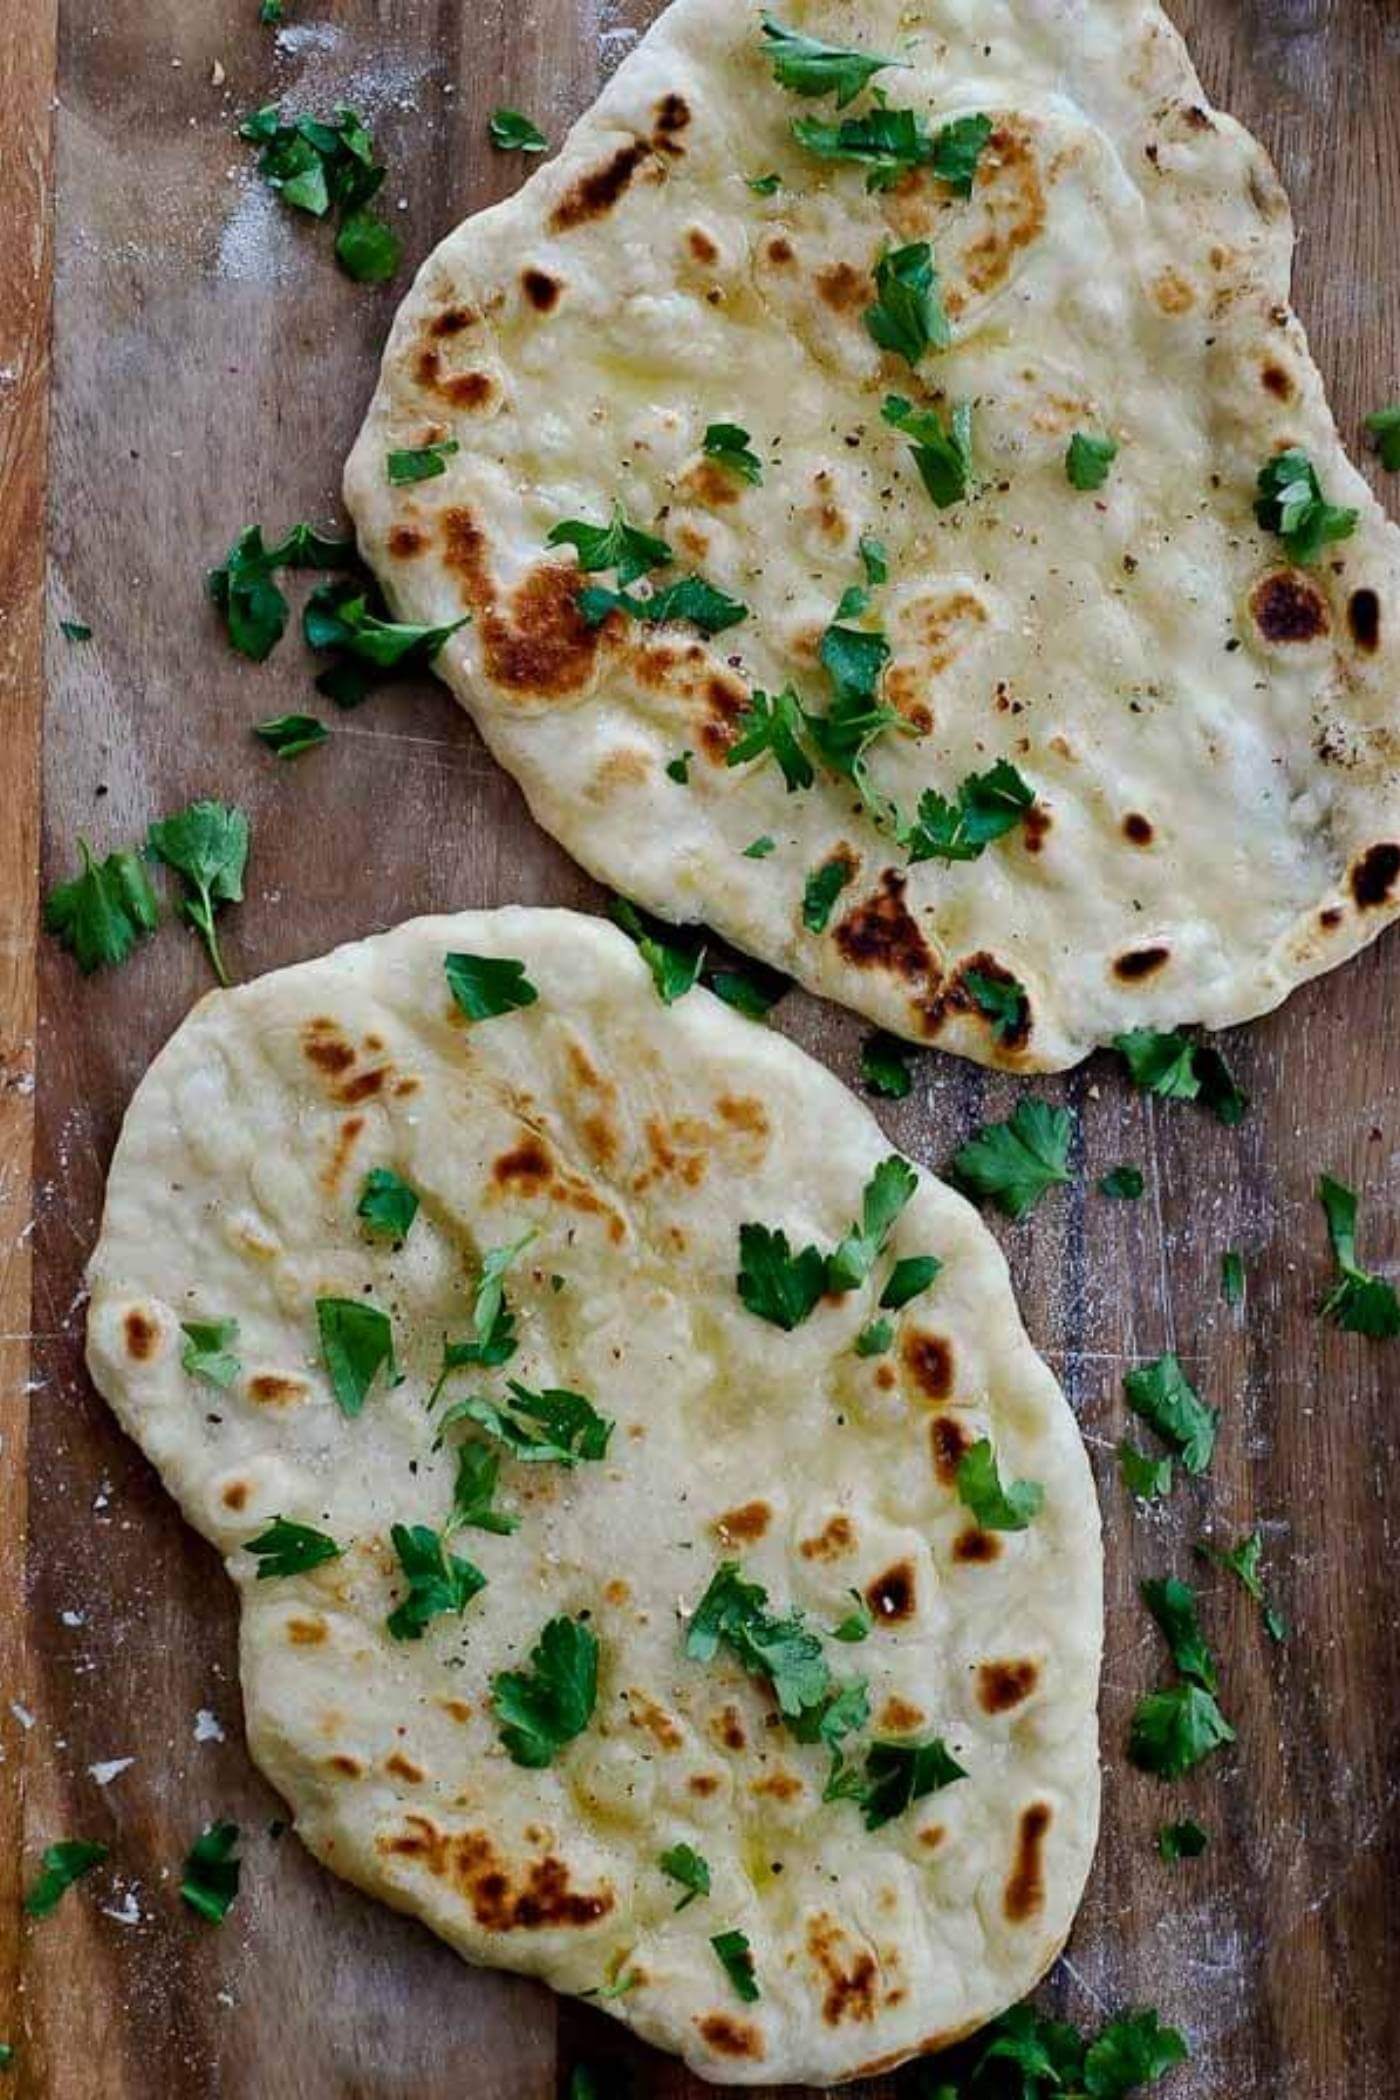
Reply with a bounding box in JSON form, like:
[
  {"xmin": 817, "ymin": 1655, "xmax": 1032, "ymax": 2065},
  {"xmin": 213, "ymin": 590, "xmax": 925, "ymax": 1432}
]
[
  {"xmin": 346, "ymin": 0, "xmax": 1400, "ymax": 1074},
  {"xmin": 86, "ymin": 907, "xmax": 1102, "ymax": 2085}
]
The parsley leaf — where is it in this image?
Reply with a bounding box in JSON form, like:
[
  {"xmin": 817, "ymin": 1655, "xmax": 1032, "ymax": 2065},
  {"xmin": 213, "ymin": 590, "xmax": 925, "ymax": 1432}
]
[
  {"xmin": 316, "ymin": 1296, "xmax": 396, "ymax": 1417},
  {"xmin": 207, "ymin": 522, "xmax": 356, "ymax": 660},
  {"xmin": 610, "ymin": 897, "xmax": 705, "ymax": 1004},
  {"xmin": 857, "ymin": 1737, "xmax": 967, "ymax": 1831},
  {"xmin": 356, "ymin": 1167, "xmax": 419, "ymax": 1241},
  {"xmin": 241, "ymin": 104, "xmax": 399, "ymax": 280},
  {"xmin": 1100, "ymin": 1165, "xmax": 1145, "ymax": 1201},
  {"xmin": 579, "ymin": 574, "xmax": 748, "ymax": 636},
  {"xmin": 430, "ymin": 1233, "xmax": 534, "ymax": 1394},
  {"xmin": 335, "ymin": 208, "xmax": 400, "ymax": 283},
  {"xmin": 1158, "ymin": 1818, "xmax": 1208, "ymax": 1862},
  {"xmin": 386, "ymin": 1523, "xmax": 486, "ymax": 1641},
  {"xmin": 450, "ymin": 1441, "xmax": 519, "ymax": 1535},
  {"xmin": 865, "ymin": 242, "xmax": 950, "ymax": 366},
  {"xmin": 967, "ymin": 2002, "xmax": 1187, "ymax": 2098},
  {"xmin": 659, "ymin": 1842, "xmax": 711, "ymax": 1911},
  {"xmin": 489, "ymin": 108, "xmax": 547, "ymax": 153},
  {"xmin": 726, "ymin": 685, "xmax": 815, "ymax": 791},
  {"xmin": 444, "ymin": 950, "xmax": 539, "ymax": 1021},
  {"xmin": 180, "ymin": 1318, "xmax": 242, "ymax": 1390},
  {"xmin": 827, "ymin": 1156, "xmax": 917, "ymax": 1292},
  {"xmin": 303, "ymin": 579, "xmax": 467, "ymax": 673},
  {"xmin": 931, "ymin": 111, "xmax": 994, "ymax": 196},
  {"xmin": 861, "ymin": 1030, "xmax": 914, "ymax": 1098},
  {"xmin": 45, "ymin": 841, "xmax": 159, "ymax": 975},
  {"xmin": 1221, "ymin": 1249, "xmax": 1245, "ymax": 1306},
  {"xmin": 685, "ymin": 1562, "xmax": 842, "ymax": 1739},
  {"xmin": 708, "ymin": 957, "xmax": 790, "ymax": 1021},
  {"xmin": 904, "ymin": 758, "xmax": 1035, "ymax": 864},
  {"xmin": 743, "ymin": 834, "xmax": 776, "ymax": 858},
  {"xmin": 737, "ymin": 1223, "xmax": 829, "ymax": 1330},
  {"xmin": 956, "ymin": 1438, "xmax": 1044, "ymax": 1531},
  {"xmin": 881, "ymin": 1254, "xmax": 941, "ymax": 1310},
  {"xmin": 1118, "ymin": 1440, "xmax": 1173, "ymax": 1502},
  {"xmin": 793, "ymin": 107, "xmax": 933, "ymax": 191},
  {"xmin": 547, "ymin": 507, "xmax": 672, "ymax": 587},
  {"xmin": 859, "ymin": 535, "xmax": 889, "ymax": 585},
  {"xmin": 1124, "ymin": 1354, "xmax": 1219, "ymax": 1474},
  {"xmin": 254, "ymin": 712, "xmax": 329, "ymax": 759},
  {"xmin": 1318, "ymin": 1174, "xmax": 1399, "ymax": 1338},
  {"xmin": 245, "ymin": 1516, "xmax": 342, "ymax": 1580},
  {"xmin": 1366, "ymin": 405, "xmax": 1400, "ymax": 472},
  {"xmin": 965, "ymin": 968, "xmax": 1029, "ymax": 1044},
  {"xmin": 444, "ymin": 1381, "xmax": 614, "ymax": 1466},
  {"xmin": 494, "ymin": 1615, "xmax": 599, "ymax": 1766},
  {"xmin": 1129, "ymin": 1682, "xmax": 1235, "ymax": 1780},
  {"xmin": 1083, "ymin": 2009, "xmax": 1190, "ymax": 2096},
  {"xmin": 180, "ymin": 1822, "xmax": 242, "ymax": 1924},
  {"xmin": 711, "ymin": 1928, "xmax": 760, "ymax": 2001},
  {"xmin": 1141, "ymin": 1576, "xmax": 1217, "ymax": 1691},
  {"xmin": 1114, "ymin": 1030, "xmax": 1248, "ymax": 1125},
  {"xmin": 1067, "ymin": 432, "xmax": 1119, "ymax": 491},
  {"xmin": 803, "ymin": 853, "xmax": 854, "ymax": 932},
  {"xmin": 1200, "ymin": 1531, "xmax": 1287, "ymax": 1642},
  {"xmin": 59, "ymin": 618, "xmax": 92, "ymax": 642},
  {"xmin": 831, "ymin": 1591, "xmax": 873, "ymax": 1642},
  {"xmin": 951, "ymin": 1099, "xmax": 1074, "ymax": 1220},
  {"xmin": 23, "ymin": 1841, "xmax": 108, "ymax": 1918},
  {"xmin": 387, "ymin": 438, "xmax": 460, "ymax": 485},
  {"xmin": 703, "ymin": 421, "xmax": 764, "ymax": 484},
  {"xmin": 748, "ymin": 170, "xmax": 782, "ymax": 195},
  {"xmin": 883, "ymin": 393, "xmax": 974, "ymax": 507},
  {"xmin": 666, "ymin": 750, "xmax": 692, "ymax": 784},
  {"xmin": 1255, "ymin": 448, "xmax": 1358, "ymax": 563},
  {"xmin": 146, "ymin": 801, "xmax": 249, "ymax": 985},
  {"xmin": 855, "ymin": 1317, "xmax": 893, "ymax": 1356},
  {"xmin": 759, "ymin": 14, "xmax": 901, "ymax": 106}
]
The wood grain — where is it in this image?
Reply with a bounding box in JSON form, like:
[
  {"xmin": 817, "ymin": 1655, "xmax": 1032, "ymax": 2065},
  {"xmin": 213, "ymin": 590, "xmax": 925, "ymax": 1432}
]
[{"xmin": 6, "ymin": 1, "xmax": 1398, "ymax": 2094}]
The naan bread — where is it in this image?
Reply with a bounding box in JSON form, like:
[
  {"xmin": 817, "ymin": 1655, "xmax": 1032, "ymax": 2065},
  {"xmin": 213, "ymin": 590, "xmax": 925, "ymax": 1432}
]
[
  {"xmin": 346, "ymin": 0, "xmax": 1400, "ymax": 1073},
  {"xmin": 86, "ymin": 908, "xmax": 1101, "ymax": 2086}
]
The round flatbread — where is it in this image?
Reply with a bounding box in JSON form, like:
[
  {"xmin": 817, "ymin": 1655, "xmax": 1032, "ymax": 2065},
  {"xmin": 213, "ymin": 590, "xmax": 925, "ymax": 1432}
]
[
  {"xmin": 86, "ymin": 907, "xmax": 1101, "ymax": 2086},
  {"xmin": 346, "ymin": 0, "xmax": 1400, "ymax": 1074}
]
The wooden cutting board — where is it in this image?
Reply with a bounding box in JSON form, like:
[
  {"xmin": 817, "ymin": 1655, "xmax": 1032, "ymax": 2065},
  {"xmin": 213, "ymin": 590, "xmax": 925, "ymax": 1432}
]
[{"xmin": 3, "ymin": 2, "xmax": 1397, "ymax": 2094}]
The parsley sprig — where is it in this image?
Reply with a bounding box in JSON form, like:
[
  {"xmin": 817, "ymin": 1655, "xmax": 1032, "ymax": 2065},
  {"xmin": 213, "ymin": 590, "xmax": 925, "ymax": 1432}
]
[
  {"xmin": 864, "ymin": 241, "xmax": 950, "ymax": 366},
  {"xmin": 493, "ymin": 1615, "xmax": 599, "ymax": 1767},
  {"xmin": 1114, "ymin": 1030, "xmax": 1248, "ymax": 1126},
  {"xmin": 1317, "ymin": 1174, "xmax": 1399, "ymax": 1338},
  {"xmin": 1130, "ymin": 1575, "xmax": 1234, "ymax": 1780},
  {"xmin": 759, "ymin": 14, "xmax": 902, "ymax": 106},
  {"xmin": 1255, "ymin": 448, "xmax": 1358, "ymax": 563},
  {"xmin": 951, "ymin": 1100, "xmax": 1074, "ymax": 1220},
  {"xmin": 45, "ymin": 843, "xmax": 159, "ymax": 975},
  {"xmin": 737, "ymin": 1155, "xmax": 922, "ymax": 1326},
  {"xmin": 146, "ymin": 801, "xmax": 249, "ymax": 986},
  {"xmin": 386, "ymin": 1523, "xmax": 486, "ymax": 1641},
  {"xmin": 1123, "ymin": 1355, "xmax": 1219, "ymax": 1475}
]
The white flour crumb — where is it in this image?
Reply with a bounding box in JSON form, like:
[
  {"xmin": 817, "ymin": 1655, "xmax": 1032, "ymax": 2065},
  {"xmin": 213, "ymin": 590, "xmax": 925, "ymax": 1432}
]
[
  {"xmin": 61, "ymin": 1609, "xmax": 86, "ymax": 1628},
  {"xmin": 194, "ymin": 1708, "xmax": 225, "ymax": 1743},
  {"xmin": 89, "ymin": 1757, "xmax": 135, "ymax": 1787},
  {"xmin": 102, "ymin": 1891, "xmax": 143, "ymax": 1927},
  {"xmin": 10, "ymin": 1703, "xmax": 35, "ymax": 1730}
]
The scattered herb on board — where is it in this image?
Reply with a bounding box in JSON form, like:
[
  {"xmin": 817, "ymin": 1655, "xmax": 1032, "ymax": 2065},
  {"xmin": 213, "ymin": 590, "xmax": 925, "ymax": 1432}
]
[
  {"xmin": 1317, "ymin": 1174, "xmax": 1399, "ymax": 1338},
  {"xmin": 45, "ymin": 842, "xmax": 159, "ymax": 975},
  {"xmin": 441, "ymin": 1381, "xmax": 614, "ymax": 1466},
  {"xmin": 1124, "ymin": 1354, "xmax": 1219, "ymax": 1475},
  {"xmin": 179, "ymin": 1822, "xmax": 242, "ymax": 1923},
  {"xmin": 861, "ymin": 1030, "xmax": 914, "ymax": 1098},
  {"xmin": 1200, "ymin": 1531, "xmax": 1288, "ymax": 1643},
  {"xmin": 493, "ymin": 1615, "xmax": 599, "ymax": 1767},
  {"xmin": 578, "ymin": 574, "xmax": 748, "ymax": 637},
  {"xmin": 146, "ymin": 800, "xmax": 249, "ymax": 986},
  {"xmin": 386, "ymin": 438, "xmax": 460, "ymax": 485},
  {"xmin": 239, "ymin": 105, "xmax": 402, "ymax": 282},
  {"xmin": 951, "ymin": 1099, "xmax": 1075, "ymax": 1220},
  {"xmin": 254, "ymin": 713, "xmax": 329, "ymax": 759},
  {"xmin": 59, "ymin": 618, "xmax": 92, "ymax": 642},
  {"xmin": 1141, "ymin": 1577, "xmax": 1217, "ymax": 1691},
  {"xmin": 489, "ymin": 108, "xmax": 548, "ymax": 153},
  {"xmin": 883, "ymin": 392, "xmax": 974, "ymax": 507},
  {"xmin": 1130, "ymin": 1577, "xmax": 1234, "ymax": 1780},
  {"xmin": 356, "ymin": 1167, "xmax": 419, "ymax": 1241},
  {"xmin": 1067, "ymin": 432, "xmax": 1119, "ymax": 490},
  {"xmin": 659, "ymin": 1842, "xmax": 711, "ymax": 1911},
  {"xmin": 1118, "ymin": 1441, "xmax": 1173, "ymax": 1502},
  {"xmin": 444, "ymin": 950, "xmax": 539, "ymax": 1021},
  {"xmin": 1221, "ymin": 1249, "xmax": 1245, "ymax": 1306},
  {"xmin": 180, "ymin": 1318, "xmax": 242, "ymax": 1390},
  {"xmin": 207, "ymin": 521, "xmax": 356, "ymax": 661},
  {"xmin": 386, "ymin": 1523, "xmax": 486, "ymax": 1641},
  {"xmin": 315, "ymin": 1296, "xmax": 396, "ymax": 1417},
  {"xmin": 759, "ymin": 14, "xmax": 902, "ymax": 106},
  {"xmin": 610, "ymin": 897, "xmax": 705, "ymax": 1004},
  {"xmin": 245, "ymin": 1517, "xmax": 342, "ymax": 1580},
  {"xmin": 548, "ymin": 508, "xmax": 673, "ymax": 586},
  {"xmin": 941, "ymin": 2001, "xmax": 1188, "ymax": 2096},
  {"xmin": 450, "ymin": 1441, "xmax": 520, "ymax": 1536},
  {"xmin": 1254, "ymin": 448, "xmax": 1358, "ymax": 563},
  {"xmin": 1367, "ymin": 405, "xmax": 1400, "ymax": 472},
  {"xmin": 1158, "ymin": 1819, "xmax": 1209, "ymax": 1863},
  {"xmin": 864, "ymin": 241, "xmax": 950, "ymax": 365},
  {"xmin": 302, "ymin": 580, "xmax": 467, "ymax": 704},
  {"xmin": 1114, "ymin": 1029, "xmax": 1249, "ymax": 1126},
  {"xmin": 956, "ymin": 1439, "xmax": 1044, "ymax": 1532},
  {"xmin": 903, "ymin": 759, "xmax": 1035, "ymax": 864},
  {"xmin": 703, "ymin": 421, "xmax": 765, "ymax": 484},
  {"xmin": 24, "ymin": 1841, "xmax": 109, "ymax": 1919},
  {"xmin": 1100, "ymin": 1165, "xmax": 1145, "ymax": 1201}
]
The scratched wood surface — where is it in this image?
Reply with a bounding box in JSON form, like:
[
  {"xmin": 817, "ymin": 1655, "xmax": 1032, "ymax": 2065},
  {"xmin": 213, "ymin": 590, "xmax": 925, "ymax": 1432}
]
[{"xmin": 4, "ymin": 0, "xmax": 1398, "ymax": 2093}]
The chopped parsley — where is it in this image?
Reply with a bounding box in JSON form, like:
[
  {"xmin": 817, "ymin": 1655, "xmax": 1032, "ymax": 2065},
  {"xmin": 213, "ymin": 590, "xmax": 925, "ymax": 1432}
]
[
  {"xmin": 443, "ymin": 1381, "xmax": 614, "ymax": 1465},
  {"xmin": 956, "ymin": 1439, "xmax": 1044, "ymax": 1531},
  {"xmin": 802, "ymin": 853, "xmax": 854, "ymax": 932},
  {"xmin": 708, "ymin": 957, "xmax": 790, "ymax": 1021},
  {"xmin": 665, "ymin": 750, "xmax": 692, "ymax": 784},
  {"xmin": 254, "ymin": 712, "xmax": 329, "ymax": 759},
  {"xmin": 1318, "ymin": 1174, "xmax": 1399, "ymax": 1338},
  {"xmin": 743, "ymin": 834, "xmax": 776, "ymax": 858},
  {"xmin": 930, "ymin": 111, "xmax": 994, "ymax": 196},
  {"xmin": 881, "ymin": 1254, "xmax": 941, "ymax": 1310},
  {"xmin": 861, "ymin": 1030, "xmax": 914, "ymax": 1098},
  {"xmin": 659, "ymin": 1842, "xmax": 711, "ymax": 1911},
  {"xmin": 903, "ymin": 759, "xmax": 1034, "ymax": 864},
  {"xmin": 727, "ymin": 685, "xmax": 815, "ymax": 792},
  {"xmin": 711, "ymin": 1928, "xmax": 760, "ymax": 2002},
  {"xmin": 1099, "ymin": 1165, "xmax": 1145, "ymax": 1201},
  {"xmin": 1124, "ymin": 1354, "xmax": 1218, "ymax": 1475},
  {"xmin": 855, "ymin": 1317, "xmax": 893, "ymax": 1356},
  {"xmin": 357, "ymin": 1166, "xmax": 419, "ymax": 1240},
  {"xmin": 24, "ymin": 1841, "xmax": 108, "ymax": 1918},
  {"xmin": 180, "ymin": 1318, "xmax": 242, "ymax": 1390},
  {"xmin": 303, "ymin": 580, "xmax": 467, "ymax": 682},
  {"xmin": 146, "ymin": 800, "xmax": 249, "ymax": 986},
  {"xmin": 579, "ymin": 574, "xmax": 748, "ymax": 636},
  {"xmin": 961, "ymin": 2002, "xmax": 1188, "ymax": 2097},
  {"xmin": 864, "ymin": 241, "xmax": 950, "ymax": 366},
  {"xmin": 793, "ymin": 107, "xmax": 941, "ymax": 192},
  {"xmin": 951, "ymin": 1099, "xmax": 1074, "ymax": 1220},
  {"xmin": 386, "ymin": 438, "xmax": 460, "ymax": 485},
  {"xmin": 450, "ymin": 1441, "xmax": 520, "ymax": 1536},
  {"xmin": 610, "ymin": 897, "xmax": 705, "ymax": 1004},
  {"xmin": 740, "ymin": 1158, "xmax": 918, "ymax": 1323},
  {"xmin": 965, "ymin": 968, "xmax": 1029, "ymax": 1043},
  {"xmin": 489, "ymin": 108, "xmax": 548, "ymax": 153},
  {"xmin": 1366, "ymin": 405, "xmax": 1400, "ymax": 472},
  {"xmin": 856, "ymin": 1737, "xmax": 967, "ymax": 1831},
  {"xmin": 1067, "ymin": 432, "xmax": 1119, "ymax": 491},
  {"xmin": 1158, "ymin": 1819, "xmax": 1208, "ymax": 1863},
  {"xmin": 1141, "ymin": 1577, "xmax": 1217, "ymax": 1692},
  {"xmin": 748, "ymin": 170, "xmax": 782, "ymax": 195},
  {"xmin": 493, "ymin": 1615, "xmax": 599, "ymax": 1767},
  {"xmin": 0, "ymin": 2042, "xmax": 11, "ymax": 2068},
  {"xmin": 1200, "ymin": 1531, "xmax": 1287, "ymax": 1643},
  {"xmin": 686, "ymin": 1563, "xmax": 832, "ymax": 1723},
  {"xmin": 825, "ymin": 1156, "xmax": 915, "ymax": 1293},
  {"xmin": 759, "ymin": 14, "xmax": 901, "ymax": 106},
  {"xmin": 1129, "ymin": 1682, "xmax": 1234, "ymax": 1780},
  {"xmin": 434, "ymin": 1230, "xmax": 533, "ymax": 1383},
  {"xmin": 736, "ymin": 1223, "xmax": 829, "ymax": 1330},
  {"xmin": 386, "ymin": 1523, "xmax": 486, "ymax": 1641},
  {"xmin": 703, "ymin": 421, "xmax": 764, "ymax": 484},
  {"xmin": 859, "ymin": 535, "xmax": 889, "ymax": 585},
  {"xmin": 547, "ymin": 507, "xmax": 672, "ymax": 587},
  {"xmin": 45, "ymin": 841, "xmax": 159, "ymax": 975},
  {"xmin": 1118, "ymin": 1441, "xmax": 1173, "ymax": 1502},
  {"xmin": 59, "ymin": 618, "xmax": 92, "ymax": 642},
  {"xmin": 831, "ymin": 1592, "xmax": 873, "ymax": 1642},
  {"xmin": 316, "ymin": 1296, "xmax": 396, "ymax": 1417},
  {"xmin": 883, "ymin": 393, "xmax": 974, "ymax": 507},
  {"xmin": 180, "ymin": 1822, "xmax": 242, "ymax": 1923},
  {"xmin": 1221, "ymin": 1249, "xmax": 1245, "ymax": 1306},
  {"xmin": 207, "ymin": 521, "xmax": 355, "ymax": 661},
  {"xmin": 240, "ymin": 105, "xmax": 401, "ymax": 281},
  {"xmin": 1255, "ymin": 448, "xmax": 1358, "ymax": 563},
  {"xmin": 245, "ymin": 1516, "xmax": 342, "ymax": 1580},
  {"xmin": 444, "ymin": 950, "xmax": 539, "ymax": 1021},
  {"xmin": 1114, "ymin": 1029, "xmax": 1248, "ymax": 1125}
]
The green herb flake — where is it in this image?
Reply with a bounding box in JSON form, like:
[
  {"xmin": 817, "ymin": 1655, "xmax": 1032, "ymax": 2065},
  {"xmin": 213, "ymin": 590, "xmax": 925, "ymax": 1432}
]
[
  {"xmin": 964, "ymin": 967, "xmax": 1029, "ymax": 1044},
  {"xmin": 860, "ymin": 1030, "xmax": 914, "ymax": 1099},
  {"xmin": 1082, "ymin": 2008, "xmax": 1190, "ymax": 2094},
  {"xmin": 387, "ymin": 438, "xmax": 460, "ymax": 485},
  {"xmin": 659, "ymin": 1841, "xmax": 711, "ymax": 1911},
  {"xmin": 430, "ymin": 1230, "xmax": 534, "ymax": 1391},
  {"xmin": 45, "ymin": 842, "xmax": 159, "ymax": 976},
  {"xmin": 951, "ymin": 1098, "xmax": 1074, "ymax": 1220},
  {"xmin": 180, "ymin": 1318, "xmax": 242, "ymax": 1390},
  {"xmin": 610, "ymin": 897, "xmax": 705, "ymax": 1004},
  {"xmin": 1201, "ymin": 1531, "xmax": 1287, "ymax": 1643},
  {"xmin": 1366, "ymin": 405, "xmax": 1400, "ymax": 472},
  {"xmin": 1118, "ymin": 1440, "xmax": 1174, "ymax": 1502},
  {"xmin": 864, "ymin": 241, "xmax": 950, "ymax": 366},
  {"xmin": 0, "ymin": 2042, "xmax": 12, "ymax": 2068},
  {"xmin": 759, "ymin": 14, "xmax": 902, "ymax": 106},
  {"xmin": 493, "ymin": 1614, "xmax": 599, "ymax": 1767},
  {"xmin": 793, "ymin": 107, "xmax": 934, "ymax": 192},
  {"xmin": 707, "ymin": 958, "xmax": 790, "ymax": 1021},
  {"xmin": 802, "ymin": 852, "xmax": 855, "ymax": 933},
  {"xmin": 883, "ymin": 392, "xmax": 974, "ymax": 508},
  {"xmin": 303, "ymin": 579, "xmax": 467, "ymax": 679},
  {"xmin": 334, "ymin": 207, "xmax": 401, "ymax": 281},
  {"xmin": 666, "ymin": 750, "xmax": 692, "ymax": 784},
  {"xmin": 1067, "ymin": 432, "xmax": 1119, "ymax": 491},
  {"xmin": 1124, "ymin": 1353, "xmax": 1219, "ymax": 1474},
  {"xmin": 1141, "ymin": 1576, "xmax": 1217, "ymax": 1691},
  {"xmin": 748, "ymin": 171, "xmax": 782, "ymax": 195},
  {"xmin": 547, "ymin": 507, "xmax": 672, "ymax": 587},
  {"xmin": 703, "ymin": 421, "xmax": 764, "ymax": 485},
  {"xmin": 180, "ymin": 1822, "xmax": 242, "ymax": 1924},
  {"xmin": 1318, "ymin": 1174, "xmax": 1399, "ymax": 1338},
  {"xmin": 855, "ymin": 1316, "xmax": 894, "ymax": 1358},
  {"xmin": 859, "ymin": 534, "xmax": 889, "ymax": 585},
  {"xmin": 858, "ymin": 1737, "xmax": 968, "ymax": 1831},
  {"xmin": 356, "ymin": 1166, "xmax": 419, "ymax": 1241},
  {"xmin": 246, "ymin": 1516, "xmax": 342, "ymax": 1580},
  {"xmin": 146, "ymin": 800, "xmax": 249, "ymax": 986},
  {"xmin": 254, "ymin": 712, "xmax": 329, "ymax": 760},
  {"xmin": 956, "ymin": 1438, "xmax": 1044, "ymax": 1532},
  {"xmin": 831, "ymin": 1591, "xmax": 873, "ymax": 1643},
  {"xmin": 579, "ymin": 574, "xmax": 748, "ymax": 636},
  {"xmin": 442, "ymin": 1381, "xmax": 614, "ymax": 1467},
  {"xmin": 444, "ymin": 950, "xmax": 539, "ymax": 1022},
  {"xmin": 1255, "ymin": 448, "xmax": 1358, "ymax": 563},
  {"xmin": 386, "ymin": 1523, "xmax": 486, "ymax": 1641},
  {"xmin": 711, "ymin": 1927, "xmax": 760, "ymax": 2002},
  {"xmin": 930, "ymin": 111, "xmax": 994, "ymax": 196},
  {"xmin": 1129, "ymin": 1682, "xmax": 1235, "ymax": 1780},
  {"xmin": 316, "ymin": 1296, "xmax": 396, "ymax": 1417},
  {"xmin": 59, "ymin": 619, "xmax": 92, "ymax": 643},
  {"xmin": 240, "ymin": 105, "xmax": 399, "ymax": 281},
  {"xmin": 207, "ymin": 521, "xmax": 355, "ymax": 662},
  {"xmin": 880, "ymin": 1254, "xmax": 941, "ymax": 1311},
  {"xmin": 743, "ymin": 834, "xmax": 776, "ymax": 858},
  {"xmin": 826, "ymin": 1156, "xmax": 917, "ymax": 1294},
  {"xmin": 1221, "ymin": 1249, "xmax": 1245, "ymax": 1306},
  {"xmin": 736, "ymin": 1222, "xmax": 829, "ymax": 1331},
  {"xmin": 684, "ymin": 1563, "xmax": 837, "ymax": 1736},
  {"xmin": 1158, "ymin": 1819, "xmax": 1209, "ymax": 1863},
  {"xmin": 971, "ymin": 2002, "xmax": 1187, "ymax": 2098},
  {"xmin": 24, "ymin": 1841, "xmax": 109, "ymax": 1919},
  {"xmin": 727, "ymin": 685, "xmax": 815, "ymax": 792},
  {"xmin": 450, "ymin": 1442, "xmax": 520, "ymax": 1536},
  {"xmin": 903, "ymin": 758, "xmax": 1034, "ymax": 864},
  {"xmin": 1100, "ymin": 1165, "xmax": 1145, "ymax": 1201},
  {"xmin": 489, "ymin": 108, "xmax": 548, "ymax": 153},
  {"xmin": 1115, "ymin": 1029, "xmax": 1250, "ymax": 1126}
]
